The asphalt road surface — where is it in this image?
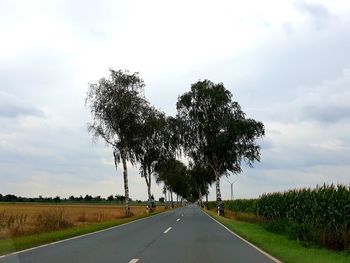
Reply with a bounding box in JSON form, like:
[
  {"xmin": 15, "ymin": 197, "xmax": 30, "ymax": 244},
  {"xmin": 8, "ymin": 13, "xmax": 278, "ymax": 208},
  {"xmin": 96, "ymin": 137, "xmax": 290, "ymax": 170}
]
[{"xmin": 0, "ymin": 205, "xmax": 278, "ymax": 263}]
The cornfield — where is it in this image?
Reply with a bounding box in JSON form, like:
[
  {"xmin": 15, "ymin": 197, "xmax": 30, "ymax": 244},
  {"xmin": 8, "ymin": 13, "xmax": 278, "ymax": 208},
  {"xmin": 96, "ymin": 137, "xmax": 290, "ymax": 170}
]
[{"xmin": 208, "ymin": 184, "xmax": 350, "ymax": 250}]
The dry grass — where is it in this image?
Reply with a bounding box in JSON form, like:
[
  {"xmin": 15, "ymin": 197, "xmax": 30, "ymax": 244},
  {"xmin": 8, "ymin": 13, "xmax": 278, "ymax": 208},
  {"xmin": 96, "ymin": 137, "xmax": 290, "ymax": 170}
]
[{"xmin": 0, "ymin": 204, "xmax": 161, "ymax": 239}]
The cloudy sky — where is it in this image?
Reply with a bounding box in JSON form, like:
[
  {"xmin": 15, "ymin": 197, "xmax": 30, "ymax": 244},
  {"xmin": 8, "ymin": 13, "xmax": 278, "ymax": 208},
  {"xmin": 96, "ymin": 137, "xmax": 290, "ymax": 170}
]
[{"xmin": 1, "ymin": 0, "xmax": 350, "ymax": 201}]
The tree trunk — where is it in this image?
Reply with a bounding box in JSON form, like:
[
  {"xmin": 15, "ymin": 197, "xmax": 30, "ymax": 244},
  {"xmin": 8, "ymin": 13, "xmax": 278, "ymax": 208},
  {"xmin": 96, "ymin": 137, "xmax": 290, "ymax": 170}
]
[
  {"xmin": 198, "ymin": 191, "xmax": 202, "ymax": 208},
  {"xmin": 205, "ymin": 192, "xmax": 209, "ymax": 210},
  {"xmin": 170, "ymin": 190, "xmax": 174, "ymax": 208},
  {"xmin": 164, "ymin": 186, "xmax": 167, "ymax": 209},
  {"xmin": 147, "ymin": 180, "xmax": 151, "ymax": 207},
  {"xmin": 146, "ymin": 166, "xmax": 152, "ymax": 211},
  {"xmin": 215, "ymin": 171, "xmax": 222, "ymax": 202},
  {"xmin": 119, "ymin": 154, "xmax": 129, "ymax": 215},
  {"xmin": 168, "ymin": 190, "xmax": 170, "ymax": 207},
  {"xmin": 215, "ymin": 170, "xmax": 223, "ymax": 216}
]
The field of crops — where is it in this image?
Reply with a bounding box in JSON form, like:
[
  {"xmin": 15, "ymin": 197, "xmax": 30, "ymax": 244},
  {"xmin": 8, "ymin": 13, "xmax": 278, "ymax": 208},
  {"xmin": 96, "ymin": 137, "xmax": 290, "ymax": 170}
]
[
  {"xmin": 209, "ymin": 184, "xmax": 350, "ymax": 251},
  {"xmin": 0, "ymin": 203, "xmax": 162, "ymax": 239}
]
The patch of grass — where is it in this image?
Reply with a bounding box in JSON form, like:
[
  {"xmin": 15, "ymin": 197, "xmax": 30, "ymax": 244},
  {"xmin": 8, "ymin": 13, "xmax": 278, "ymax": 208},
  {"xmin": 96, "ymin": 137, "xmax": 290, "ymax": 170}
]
[
  {"xmin": 0, "ymin": 210, "xmax": 164, "ymax": 256},
  {"xmin": 206, "ymin": 210, "xmax": 350, "ymax": 263}
]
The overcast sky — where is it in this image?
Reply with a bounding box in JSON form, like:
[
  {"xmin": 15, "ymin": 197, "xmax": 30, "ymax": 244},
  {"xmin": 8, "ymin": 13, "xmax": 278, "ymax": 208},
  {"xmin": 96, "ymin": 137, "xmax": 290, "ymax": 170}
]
[{"xmin": 1, "ymin": 0, "xmax": 350, "ymax": 201}]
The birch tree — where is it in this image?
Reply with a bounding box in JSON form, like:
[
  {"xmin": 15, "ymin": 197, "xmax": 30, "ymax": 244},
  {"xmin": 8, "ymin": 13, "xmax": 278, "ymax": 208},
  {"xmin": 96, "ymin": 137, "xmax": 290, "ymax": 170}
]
[
  {"xmin": 136, "ymin": 107, "xmax": 178, "ymax": 210},
  {"xmin": 177, "ymin": 80, "xmax": 264, "ymax": 211},
  {"xmin": 86, "ymin": 69, "xmax": 147, "ymax": 214}
]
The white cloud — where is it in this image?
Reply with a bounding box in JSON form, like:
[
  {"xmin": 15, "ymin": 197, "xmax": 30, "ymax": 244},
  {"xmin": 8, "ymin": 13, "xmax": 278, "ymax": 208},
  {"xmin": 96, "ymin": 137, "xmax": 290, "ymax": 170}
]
[{"xmin": 1, "ymin": 0, "xmax": 350, "ymax": 200}]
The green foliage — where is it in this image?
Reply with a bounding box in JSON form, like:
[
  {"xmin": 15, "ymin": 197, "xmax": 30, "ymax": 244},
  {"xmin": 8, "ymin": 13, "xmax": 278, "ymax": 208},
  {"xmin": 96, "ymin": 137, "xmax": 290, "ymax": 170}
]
[
  {"xmin": 86, "ymin": 69, "xmax": 147, "ymax": 166},
  {"xmin": 86, "ymin": 69, "xmax": 148, "ymax": 209},
  {"xmin": 210, "ymin": 184, "xmax": 350, "ymax": 251},
  {"xmin": 135, "ymin": 106, "xmax": 168, "ymax": 202},
  {"xmin": 177, "ymin": 80, "xmax": 264, "ymax": 175},
  {"xmin": 257, "ymin": 184, "xmax": 350, "ymax": 250},
  {"xmin": 187, "ymin": 163, "xmax": 215, "ymax": 198},
  {"xmin": 177, "ymin": 80, "xmax": 264, "ymax": 201},
  {"xmin": 155, "ymin": 159, "xmax": 188, "ymax": 198},
  {"xmin": 136, "ymin": 106, "xmax": 169, "ymax": 172},
  {"xmin": 224, "ymin": 199, "xmax": 258, "ymax": 214}
]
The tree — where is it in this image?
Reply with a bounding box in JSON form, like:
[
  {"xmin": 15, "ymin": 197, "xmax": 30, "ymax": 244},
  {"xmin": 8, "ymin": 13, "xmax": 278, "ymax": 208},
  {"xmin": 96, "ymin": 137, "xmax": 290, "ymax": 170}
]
[
  {"xmin": 115, "ymin": 195, "xmax": 126, "ymax": 203},
  {"xmin": 155, "ymin": 158, "xmax": 188, "ymax": 207},
  {"xmin": 136, "ymin": 106, "xmax": 176, "ymax": 210},
  {"xmin": 93, "ymin": 196, "xmax": 102, "ymax": 202},
  {"xmin": 86, "ymin": 69, "xmax": 147, "ymax": 214},
  {"xmin": 188, "ymin": 162, "xmax": 215, "ymax": 208},
  {"xmin": 84, "ymin": 194, "xmax": 93, "ymax": 201},
  {"xmin": 177, "ymin": 80, "xmax": 264, "ymax": 208}
]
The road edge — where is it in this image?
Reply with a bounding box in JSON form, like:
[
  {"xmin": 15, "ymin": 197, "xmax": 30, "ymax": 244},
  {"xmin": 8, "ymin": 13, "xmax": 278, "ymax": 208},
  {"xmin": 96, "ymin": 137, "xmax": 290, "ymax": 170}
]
[
  {"xmin": 202, "ymin": 209, "xmax": 282, "ymax": 263},
  {"xmin": 0, "ymin": 209, "xmax": 173, "ymax": 259}
]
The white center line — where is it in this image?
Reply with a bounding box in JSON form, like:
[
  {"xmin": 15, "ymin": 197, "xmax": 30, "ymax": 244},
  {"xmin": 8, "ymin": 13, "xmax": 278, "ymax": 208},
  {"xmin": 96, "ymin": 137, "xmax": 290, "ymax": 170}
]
[
  {"xmin": 176, "ymin": 218, "xmax": 180, "ymax": 222},
  {"xmin": 129, "ymin": 259, "xmax": 139, "ymax": 263},
  {"xmin": 164, "ymin": 227, "xmax": 172, "ymax": 234}
]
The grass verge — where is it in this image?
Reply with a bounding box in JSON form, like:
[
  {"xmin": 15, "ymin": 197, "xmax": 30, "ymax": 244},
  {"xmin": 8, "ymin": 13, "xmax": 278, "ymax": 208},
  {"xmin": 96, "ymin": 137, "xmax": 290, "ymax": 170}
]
[
  {"xmin": 0, "ymin": 210, "xmax": 164, "ymax": 256},
  {"xmin": 205, "ymin": 210, "xmax": 350, "ymax": 263}
]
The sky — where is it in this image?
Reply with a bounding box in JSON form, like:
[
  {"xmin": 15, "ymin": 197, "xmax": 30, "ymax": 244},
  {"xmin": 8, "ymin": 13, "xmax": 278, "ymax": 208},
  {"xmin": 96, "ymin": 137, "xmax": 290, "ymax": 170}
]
[{"xmin": 1, "ymin": 0, "xmax": 350, "ymax": 201}]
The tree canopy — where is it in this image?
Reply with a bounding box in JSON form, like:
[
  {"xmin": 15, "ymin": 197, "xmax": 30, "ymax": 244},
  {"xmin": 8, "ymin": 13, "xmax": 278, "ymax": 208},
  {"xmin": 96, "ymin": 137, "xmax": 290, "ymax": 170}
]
[{"xmin": 177, "ymin": 80, "xmax": 265, "ymax": 202}]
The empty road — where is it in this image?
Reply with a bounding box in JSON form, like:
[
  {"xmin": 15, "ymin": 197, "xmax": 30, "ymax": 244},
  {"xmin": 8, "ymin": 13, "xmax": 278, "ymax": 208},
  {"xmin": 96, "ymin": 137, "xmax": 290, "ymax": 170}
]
[{"xmin": 0, "ymin": 205, "xmax": 278, "ymax": 263}]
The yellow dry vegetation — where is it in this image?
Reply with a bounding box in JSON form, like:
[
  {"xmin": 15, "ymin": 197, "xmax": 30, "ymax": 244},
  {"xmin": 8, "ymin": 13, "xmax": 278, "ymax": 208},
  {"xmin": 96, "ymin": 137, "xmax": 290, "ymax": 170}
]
[{"xmin": 0, "ymin": 203, "xmax": 163, "ymax": 239}]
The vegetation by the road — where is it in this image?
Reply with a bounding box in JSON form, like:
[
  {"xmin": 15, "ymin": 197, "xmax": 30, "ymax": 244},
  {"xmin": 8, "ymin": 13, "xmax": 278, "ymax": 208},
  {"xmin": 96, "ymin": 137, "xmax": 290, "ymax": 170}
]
[
  {"xmin": 176, "ymin": 80, "xmax": 264, "ymax": 202},
  {"xmin": 0, "ymin": 205, "xmax": 168, "ymax": 256},
  {"xmin": 207, "ymin": 184, "xmax": 350, "ymax": 251},
  {"xmin": 0, "ymin": 203, "xmax": 166, "ymax": 240},
  {"xmin": 86, "ymin": 69, "xmax": 264, "ymax": 210},
  {"xmin": 206, "ymin": 210, "xmax": 350, "ymax": 263}
]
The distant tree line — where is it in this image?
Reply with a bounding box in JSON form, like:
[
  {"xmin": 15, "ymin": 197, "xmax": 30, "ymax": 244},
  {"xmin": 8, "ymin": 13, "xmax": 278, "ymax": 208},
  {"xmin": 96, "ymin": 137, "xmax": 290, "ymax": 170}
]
[{"xmin": 0, "ymin": 193, "xmax": 143, "ymax": 203}]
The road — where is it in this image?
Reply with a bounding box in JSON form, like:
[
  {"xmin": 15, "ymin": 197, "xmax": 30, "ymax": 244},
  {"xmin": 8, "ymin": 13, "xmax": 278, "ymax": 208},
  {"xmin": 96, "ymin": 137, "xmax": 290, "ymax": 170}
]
[{"xmin": 0, "ymin": 205, "xmax": 278, "ymax": 263}]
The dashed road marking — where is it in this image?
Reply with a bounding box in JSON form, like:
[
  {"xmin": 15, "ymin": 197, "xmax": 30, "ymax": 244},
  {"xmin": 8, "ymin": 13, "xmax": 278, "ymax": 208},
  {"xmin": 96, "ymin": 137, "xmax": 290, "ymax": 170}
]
[
  {"xmin": 129, "ymin": 259, "xmax": 139, "ymax": 263},
  {"xmin": 163, "ymin": 227, "xmax": 172, "ymax": 234},
  {"xmin": 176, "ymin": 218, "xmax": 180, "ymax": 222}
]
